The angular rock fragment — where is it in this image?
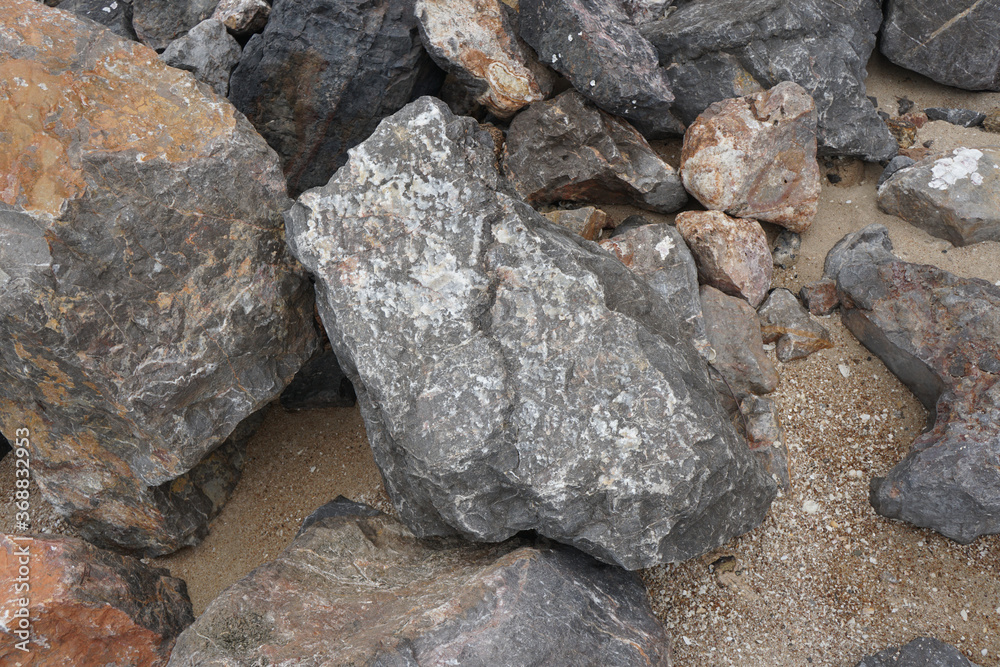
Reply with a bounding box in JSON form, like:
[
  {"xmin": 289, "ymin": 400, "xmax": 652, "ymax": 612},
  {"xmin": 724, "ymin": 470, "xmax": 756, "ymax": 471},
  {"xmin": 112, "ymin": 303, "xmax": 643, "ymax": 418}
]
[
  {"xmin": 167, "ymin": 501, "xmax": 673, "ymax": 666},
  {"xmin": 886, "ymin": 115, "xmax": 917, "ymax": 149},
  {"xmin": 771, "ymin": 230, "xmax": 801, "ymax": 269},
  {"xmin": 504, "ymin": 90, "xmax": 687, "ymax": 214},
  {"xmin": 800, "ymin": 279, "xmax": 839, "ymax": 316},
  {"xmin": 758, "ymin": 289, "xmax": 834, "ymax": 362},
  {"xmin": 740, "ymin": 395, "xmax": 790, "ymax": 491},
  {"xmin": 881, "ymin": 0, "xmax": 1000, "ymax": 91},
  {"xmin": 543, "ymin": 206, "xmax": 611, "ymax": 241},
  {"xmin": 700, "ymin": 286, "xmax": 778, "ymax": 400},
  {"xmin": 519, "ymin": 0, "xmax": 683, "ymax": 137},
  {"xmin": 877, "ymin": 155, "xmax": 916, "ymax": 189},
  {"xmin": 279, "ymin": 349, "xmax": 357, "ymax": 411},
  {"xmin": 416, "ymin": 0, "xmax": 553, "ymax": 118},
  {"xmin": 680, "ymin": 82, "xmax": 821, "ymax": 232},
  {"xmin": 829, "ymin": 225, "xmax": 1000, "ymax": 544},
  {"xmin": 0, "ymin": 534, "xmax": 194, "ymax": 666},
  {"xmin": 287, "ymin": 97, "xmax": 776, "ymax": 568},
  {"xmin": 676, "ymin": 210, "xmax": 772, "ymax": 308},
  {"xmin": 925, "ymin": 107, "xmax": 987, "ymax": 128},
  {"xmin": 0, "ymin": 1, "xmax": 317, "ymax": 554},
  {"xmin": 641, "ymin": 0, "xmax": 897, "ymax": 161},
  {"xmin": 211, "ymin": 0, "xmax": 269, "ymax": 37},
  {"xmin": 855, "ymin": 636, "xmax": 981, "ymax": 667},
  {"xmin": 160, "ymin": 18, "xmax": 241, "ymax": 96},
  {"xmin": 133, "ymin": 0, "xmax": 218, "ymax": 51},
  {"xmin": 229, "ymin": 0, "xmax": 440, "ymax": 195},
  {"xmin": 58, "ymin": 0, "xmax": 137, "ymax": 40},
  {"xmin": 877, "ymin": 147, "xmax": 1000, "ymax": 247}
]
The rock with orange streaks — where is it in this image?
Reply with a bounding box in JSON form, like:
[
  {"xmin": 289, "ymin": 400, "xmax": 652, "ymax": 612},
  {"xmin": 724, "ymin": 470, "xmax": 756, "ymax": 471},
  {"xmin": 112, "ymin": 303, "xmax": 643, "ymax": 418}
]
[
  {"xmin": 211, "ymin": 0, "xmax": 269, "ymax": 37},
  {"xmin": 0, "ymin": 0, "xmax": 317, "ymax": 555},
  {"xmin": 0, "ymin": 534, "xmax": 194, "ymax": 666},
  {"xmin": 542, "ymin": 206, "xmax": 610, "ymax": 240}
]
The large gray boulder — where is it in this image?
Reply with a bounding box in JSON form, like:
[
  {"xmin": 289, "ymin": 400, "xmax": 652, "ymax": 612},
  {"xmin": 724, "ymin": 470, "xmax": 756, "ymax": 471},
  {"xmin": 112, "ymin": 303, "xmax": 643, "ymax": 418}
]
[
  {"xmin": 286, "ymin": 97, "xmax": 777, "ymax": 569},
  {"xmin": 160, "ymin": 18, "xmax": 241, "ymax": 96},
  {"xmin": 855, "ymin": 637, "xmax": 981, "ymax": 667}
]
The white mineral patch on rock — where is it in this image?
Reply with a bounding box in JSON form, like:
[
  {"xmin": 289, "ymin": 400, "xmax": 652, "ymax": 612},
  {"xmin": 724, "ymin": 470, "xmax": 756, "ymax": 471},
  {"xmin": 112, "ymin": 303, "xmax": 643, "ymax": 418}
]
[{"xmin": 928, "ymin": 148, "xmax": 983, "ymax": 190}]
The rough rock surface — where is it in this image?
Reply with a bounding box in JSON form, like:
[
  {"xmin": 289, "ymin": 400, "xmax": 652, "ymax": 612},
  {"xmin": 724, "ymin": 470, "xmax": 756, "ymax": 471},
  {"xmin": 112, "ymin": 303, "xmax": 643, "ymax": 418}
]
[
  {"xmin": 828, "ymin": 225, "xmax": 1000, "ymax": 544},
  {"xmin": 771, "ymin": 230, "xmax": 801, "ymax": 269},
  {"xmin": 877, "ymin": 155, "xmax": 916, "ymax": 188},
  {"xmin": 877, "ymin": 147, "xmax": 1000, "ymax": 247},
  {"xmin": 881, "ymin": 0, "xmax": 1000, "ymax": 91},
  {"xmin": 167, "ymin": 500, "xmax": 673, "ymax": 666},
  {"xmin": 700, "ymin": 285, "xmax": 778, "ymax": 398},
  {"xmin": 279, "ymin": 349, "xmax": 357, "ymax": 411},
  {"xmin": 211, "ymin": 0, "xmax": 269, "ymax": 37},
  {"xmin": 642, "ymin": 0, "xmax": 897, "ymax": 161},
  {"xmin": 229, "ymin": 0, "xmax": 439, "ymax": 195},
  {"xmin": 133, "ymin": 0, "xmax": 218, "ymax": 51},
  {"xmin": 986, "ymin": 107, "xmax": 1000, "ymax": 133},
  {"xmin": 676, "ymin": 211, "xmax": 773, "ymax": 308},
  {"xmin": 543, "ymin": 206, "xmax": 611, "ymax": 241},
  {"xmin": 0, "ymin": 534, "xmax": 194, "ymax": 666},
  {"xmin": 58, "ymin": 0, "xmax": 137, "ymax": 40},
  {"xmin": 503, "ymin": 90, "xmax": 686, "ymax": 214},
  {"xmin": 518, "ymin": 0, "xmax": 683, "ymax": 137},
  {"xmin": 680, "ymin": 82, "xmax": 821, "ymax": 232},
  {"xmin": 925, "ymin": 107, "xmax": 987, "ymax": 128},
  {"xmin": 758, "ymin": 289, "xmax": 834, "ymax": 362},
  {"xmin": 740, "ymin": 395, "xmax": 790, "ymax": 491},
  {"xmin": 160, "ymin": 18, "xmax": 241, "ymax": 96},
  {"xmin": 287, "ymin": 96, "xmax": 777, "ymax": 569},
  {"xmin": 416, "ymin": 0, "xmax": 553, "ymax": 118},
  {"xmin": 800, "ymin": 279, "xmax": 839, "ymax": 316},
  {"xmin": 0, "ymin": 1, "xmax": 318, "ymax": 555},
  {"xmin": 855, "ymin": 637, "xmax": 981, "ymax": 667}
]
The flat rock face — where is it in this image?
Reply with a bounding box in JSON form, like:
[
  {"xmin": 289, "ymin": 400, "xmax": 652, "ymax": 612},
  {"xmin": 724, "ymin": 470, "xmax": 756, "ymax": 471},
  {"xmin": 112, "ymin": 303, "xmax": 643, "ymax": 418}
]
[
  {"xmin": 680, "ymin": 82, "xmax": 821, "ymax": 232},
  {"xmin": 504, "ymin": 90, "xmax": 687, "ymax": 214},
  {"xmin": 543, "ymin": 206, "xmax": 611, "ymax": 241},
  {"xmin": 167, "ymin": 501, "xmax": 673, "ymax": 666},
  {"xmin": 700, "ymin": 285, "xmax": 778, "ymax": 398},
  {"xmin": 877, "ymin": 147, "xmax": 1000, "ymax": 247},
  {"xmin": 0, "ymin": 1, "xmax": 317, "ymax": 555},
  {"xmin": 881, "ymin": 0, "xmax": 1000, "ymax": 91},
  {"xmin": 160, "ymin": 18, "xmax": 241, "ymax": 96},
  {"xmin": 518, "ymin": 0, "xmax": 683, "ymax": 137},
  {"xmin": 855, "ymin": 637, "xmax": 981, "ymax": 667},
  {"xmin": 229, "ymin": 0, "xmax": 438, "ymax": 195},
  {"xmin": 642, "ymin": 0, "xmax": 897, "ymax": 161},
  {"xmin": 133, "ymin": 0, "xmax": 218, "ymax": 51},
  {"xmin": 758, "ymin": 289, "xmax": 834, "ymax": 362},
  {"xmin": 829, "ymin": 225, "xmax": 1000, "ymax": 544},
  {"xmin": 0, "ymin": 534, "xmax": 194, "ymax": 666},
  {"xmin": 287, "ymin": 97, "xmax": 776, "ymax": 569},
  {"xmin": 416, "ymin": 0, "xmax": 553, "ymax": 118}
]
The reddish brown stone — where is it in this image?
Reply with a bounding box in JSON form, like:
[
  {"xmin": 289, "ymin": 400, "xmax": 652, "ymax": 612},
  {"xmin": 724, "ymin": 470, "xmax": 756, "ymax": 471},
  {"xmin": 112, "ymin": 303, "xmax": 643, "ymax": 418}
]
[
  {"xmin": 543, "ymin": 206, "xmax": 611, "ymax": 241},
  {"xmin": 758, "ymin": 289, "xmax": 835, "ymax": 362},
  {"xmin": 886, "ymin": 116, "xmax": 917, "ymax": 149},
  {"xmin": 800, "ymin": 279, "xmax": 840, "ymax": 316},
  {"xmin": 700, "ymin": 285, "xmax": 778, "ymax": 397}
]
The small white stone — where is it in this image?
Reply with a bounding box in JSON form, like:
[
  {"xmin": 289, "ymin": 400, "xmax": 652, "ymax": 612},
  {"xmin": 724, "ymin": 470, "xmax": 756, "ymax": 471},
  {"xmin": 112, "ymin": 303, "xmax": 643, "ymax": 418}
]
[
  {"xmin": 860, "ymin": 414, "xmax": 870, "ymax": 422},
  {"xmin": 802, "ymin": 500, "xmax": 821, "ymax": 514},
  {"xmin": 589, "ymin": 80, "xmax": 596, "ymax": 87},
  {"xmin": 838, "ymin": 363, "xmax": 851, "ymax": 378},
  {"xmin": 568, "ymin": 34, "xmax": 573, "ymax": 41},
  {"xmin": 961, "ymin": 609, "xmax": 969, "ymax": 621}
]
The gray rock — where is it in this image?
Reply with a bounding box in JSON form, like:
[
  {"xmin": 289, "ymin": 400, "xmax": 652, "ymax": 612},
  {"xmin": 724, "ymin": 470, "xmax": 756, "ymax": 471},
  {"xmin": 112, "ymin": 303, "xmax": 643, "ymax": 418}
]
[
  {"xmin": 771, "ymin": 230, "xmax": 801, "ymax": 269},
  {"xmin": 286, "ymin": 96, "xmax": 777, "ymax": 569},
  {"xmin": 229, "ymin": 0, "xmax": 441, "ymax": 195},
  {"xmin": 881, "ymin": 0, "xmax": 1000, "ymax": 91},
  {"xmin": 518, "ymin": 0, "xmax": 684, "ymax": 137},
  {"xmin": 740, "ymin": 395, "xmax": 790, "ymax": 491},
  {"xmin": 822, "ymin": 224, "xmax": 897, "ymax": 282},
  {"xmin": 211, "ymin": 0, "xmax": 269, "ymax": 37},
  {"xmin": 57, "ymin": 0, "xmax": 137, "ymax": 40},
  {"xmin": 877, "ymin": 155, "xmax": 916, "ymax": 189},
  {"xmin": 279, "ymin": 349, "xmax": 357, "ymax": 411},
  {"xmin": 855, "ymin": 637, "xmax": 981, "ymax": 667},
  {"xmin": 700, "ymin": 285, "xmax": 779, "ymax": 398},
  {"xmin": 877, "ymin": 147, "xmax": 1000, "ymax": 246},
  {"xmin": 133, "ymin": 0, "xmax": 218, "ymax": 51},
  {"xmin": 924, "ymin": 107, "xmax": 987, "ymax": 127},
  {"xmin": 611, "ymin": 214, "xmax": 655, "ymax": 238},
  {"xmin": 829, "ymin": 225, "xmax": 1000, "ymax": 544},
  {"xmin": 167, "ymin": 502, "xmax": 673, "ymax": 666},
  {"xmin": 160, "ymin": 18, "xmax": 241, "ymax": 96},
  {"xmin": 503, "ymin": 90, "xmax": 687, "ymax": 214},
  {"xmin": 641, "ymin": 0, "xmax": 897, "ymax": 161},
  {"xmin": 758, "ymin": 289, "xmax": 834, "ymax": 362}
]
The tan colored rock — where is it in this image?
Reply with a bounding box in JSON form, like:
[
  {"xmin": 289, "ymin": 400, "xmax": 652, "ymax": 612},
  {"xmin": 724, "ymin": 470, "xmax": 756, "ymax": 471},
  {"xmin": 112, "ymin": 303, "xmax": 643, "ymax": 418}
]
[
  {"xmin": 0, "ymin": 534, "xmax": 194, "ymax": 666},
  {"xmin": 758, "ymin": 288, "xmax": 834, "ymax": 362},
  {"xmin": 211, "ymin": 0, "xmax": 269, "ymax": 36},
  {"xmin": 680, "ymin": 81, "xmax": 821, "ymax": 232},
  {"xmin": 985, "ymin": 107, "xmax": 1000, "ymax": 134},
  {"xmin": 676, "ymin": 210, "xmax": 772, "ymax": 308},
  {"xmin": 886, "ymin": 115, "xmax": 916, "ymax": 149},
  {"xmin": 543, "ymin": 206, "xmax": 611, "ymax": 240}
]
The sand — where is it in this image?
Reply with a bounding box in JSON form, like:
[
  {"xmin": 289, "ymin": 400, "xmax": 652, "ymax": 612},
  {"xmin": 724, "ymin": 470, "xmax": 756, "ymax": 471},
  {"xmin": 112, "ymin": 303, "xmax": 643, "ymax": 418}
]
[{"xmin": 3, "ymin": 51, "xmax": 1000, "ymax": 665}]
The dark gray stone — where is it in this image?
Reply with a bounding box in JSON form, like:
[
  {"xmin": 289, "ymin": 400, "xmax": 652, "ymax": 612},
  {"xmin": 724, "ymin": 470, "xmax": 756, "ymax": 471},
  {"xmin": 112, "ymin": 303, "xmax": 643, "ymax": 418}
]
[
  {"xmin": 641, "ymin": 0, "xmax": 897, "ymax": 161},
  {"xmin": 700, "ymin": 285, "xmax": 778, "ymax": 398},
  {"xmin": 296, "ymin": 495, "xmax": 381, "ymax": 536},
  {"xmin": 286, "ymin": 96, "xmax": 777, "ymax": 569},
  {"xmin": 611, "ymin": 214, "xmax": 654, "ymax": 238},
  {"xmin": 58, "ymin": 0, "xmax": 137, "ymax": 40},
  {"xmin": 925, "ymin": 107, "xmax": 987, "ymax": 127},
  {"xmin": 160, "ymin": 18, "xmax": 241, "ymax": 96},
  {"xmin": 0, "ymin": 433, "xmax": 10, "ymax": 462},
  {"xmin": 518, "ymin": 0, "xmax": 684, "ymax": 137},
  {"xmin": 855, "ymin": 637, "xmax": 981, "ymax": 667},
  {"xmin": 133, "ymin": 0, "xmax": 218, "ymax": 51},
  {"xmin": 229, "ymin": 0, "xmax": 442, "ymax": 195},
  {"xmin": 279, "ymin": 349, "xmax": 357, "ymax": 411},
  {"xmin": 877, "ymin": 155, "xmax": 916, "ymax": 189},
  {"xmin": 881, "ymin": 0, "xmax": 1000, "ymax": 91}
]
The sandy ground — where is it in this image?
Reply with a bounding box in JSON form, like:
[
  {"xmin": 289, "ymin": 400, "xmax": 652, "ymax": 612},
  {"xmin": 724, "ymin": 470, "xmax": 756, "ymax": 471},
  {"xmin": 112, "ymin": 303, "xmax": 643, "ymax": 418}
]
[{"xmin": 3, "ymin": 52, "xmax": 1000, "ymax": 665}]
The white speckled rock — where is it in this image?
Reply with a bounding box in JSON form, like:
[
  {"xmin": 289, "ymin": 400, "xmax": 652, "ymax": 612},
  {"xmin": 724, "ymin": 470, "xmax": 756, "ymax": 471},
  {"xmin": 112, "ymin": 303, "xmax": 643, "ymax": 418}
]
[{"xmin": 286, "ymin": 96, "xmax": 777, "ymax": 569}]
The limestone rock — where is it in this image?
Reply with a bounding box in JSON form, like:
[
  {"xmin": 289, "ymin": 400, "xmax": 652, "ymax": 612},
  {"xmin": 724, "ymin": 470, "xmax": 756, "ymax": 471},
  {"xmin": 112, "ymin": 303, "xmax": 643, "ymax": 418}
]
[
  {"xmin": 740, "ymin": 395, "xmax": 790, "ymax": 491},
  {"xmin": 680, "ymin": 82, "xmax": 821, "ymax": 232},
  {"xmin": 279, "ymin": 349, "xmax": 357, "ymax": 411},
  {"xmin": 518, "ymin": 0, "xmax": 683, "ymax": 137},
  {"xmin": 211, "ymin": 0, "xmax": 269, "ymax": 37},
  {"xmin": 829, "ymin": 225, "xmax": 1000, "ymax": 544},
  {"xmin": 286, "ymin": 96, "xmax": 777, "ymax": 569},
  {"xmin": 133, "ymin": 0, "xmax": 218, "ymax": 51},
  {"xmin": 877, "ymin": 147, "xmax": 1000, "ymax": 247},
  {"xmin": 758, "ymin": 289, "xmax": 834, "ymax": 362},
  {"xmin": 229, "ymin": 0, "xmax": 441, "ymax": 195},
  {"xmin": 641, "ymin": 0, "xmax": 897, "ymax": 161},
  {"xmin": 0, "ymin": 534, "xmax": 194, "ymax": 666},
  {"xmin": 543, "ymin": 206, "xmax": 611, "ymax": 241},
  {"xmin": 58, "ymin": 0, "xmax": 137, "ymax": 40},
  {"xmin": 503, "ymin": 90, "xmax": 687, "ymax": 214},
  {"xmin": 676, "ymin": 210, "xmax": 773, "ymax": 307},
  {"xmin": 855, "ymin": 637, "xmax": 981, "ymax": 667},
  {"xmin": 700, "ymin": 285, "xmax": 778, "ymax": 398},
  {"xmin": 415, "ymin": 0, "xmax": 553, "ymax": 118},
  {"xmin": 800, "ymin": 279, "xmax": 839, "ymax": 316},
  {"xmin": 881, "ymin": 0, "xmax": 1000, "ymax": 91},
  {"xmin": 160, "ymin": 18, "xmax": 241, "ymax": 96},
  {"xmin": 0, "ymin": 1, "xmax": 318, "ymax": 555}
]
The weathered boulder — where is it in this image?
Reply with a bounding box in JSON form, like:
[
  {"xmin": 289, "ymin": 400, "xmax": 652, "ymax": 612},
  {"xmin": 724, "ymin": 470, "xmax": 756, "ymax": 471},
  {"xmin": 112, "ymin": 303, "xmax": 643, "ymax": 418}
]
[
  {"xmin": 543, "ymin": 206, "xmax": 611, "ymax": 241},
  {"xmin": 211, "ymin": 0, "xmax": 269, "ymax": 37},
  {"xmin": 877, "ymin": 147, "xmax": 1000, "ymax": 247},
  {"xmin": 855, "ymin": 637, "xmax": 981, "ymax": 667},
  {"xmin": 881, "ymin": 0, "xmax": 1000, "ymax": 91},
  {"xmin": 0, "ymin": 534, "xmax": 194, "ymax": 666},
  {"xmin": 503, "ymin": 90, "xmax": 687, "ymax": 214},
  {"xmin": 133, "ymin": 0, "xmax": 218, "ymax": 51},
  {"xmin": 0, "ymin": 0, "xmax": 318, "ymax": 555},
  {"xmin": 518, "ymin": 0, "xmax": 683, "ymax": 137},
  {"xmin": 676, "ymin": 210, "xmax": 772, "ymax": 308},
  {"xmin": 279, "ymin": 349, "xmax": 357, "ymax": 411},
  {"xmin": 415, "ymin": 0, "xmax": 553, "ymax": 119},
  {"xmin": 58, "ymin": 0, "xmax": 137, "ymax": 40},
  {"xmin": 758, "ymin": 289, "xmax": 834, "ymax": 362},
  {"xmin": 740, "ymin": 395, "xmax": 790, "ymax": 491},
  {"xmin": 925, "ymin": 107, "xmax": 987, "ymax": 128},
  {"xmin": 229, "ymin": 0, "xmax": 441, "ymax": 195},
  {"xmin": 680, "ymin": 82, "xmax": 821, "ymax": 233},
  {"xmin": 287, "ymin": 96, "xmax": 777, "ymax": 569},
  {"xmin": 641, "ymin": 0, "xmax": 897, "ymax": 161},
  {"xmin": 828, "ymin": 225, "xmax": 1000, "ymax": 544},
  {"xmin": 160, "ymin": 18, "xmax": 241, "ymax": 96},
  {"xmin": 167, "ymin": 500, "xmax": 673, "ymax": 666},
  {"xmin": 700, "ymin": 285, "xmax": 778, "ymax": 398}
]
